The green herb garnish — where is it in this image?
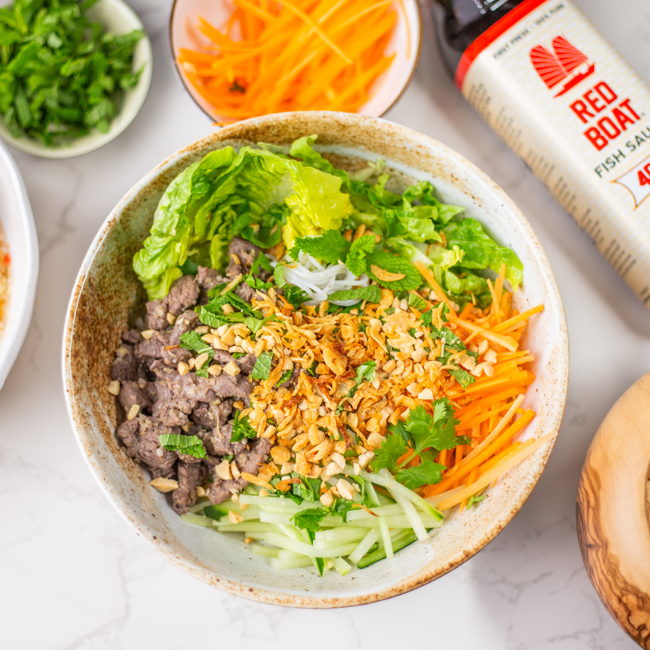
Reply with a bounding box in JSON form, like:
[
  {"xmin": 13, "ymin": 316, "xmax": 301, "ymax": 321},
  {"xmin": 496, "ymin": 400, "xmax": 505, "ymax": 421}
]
[
  {"xmin": 0, "ymin": 0, "xmax": 144, "ymax": 146},
  {"xmin": 158, "ymin": 433, "xmax": 206, "ymax": 459},
  {"xmin": 371, "ymin": 400, "xmax": 470, "ymax": 490}
]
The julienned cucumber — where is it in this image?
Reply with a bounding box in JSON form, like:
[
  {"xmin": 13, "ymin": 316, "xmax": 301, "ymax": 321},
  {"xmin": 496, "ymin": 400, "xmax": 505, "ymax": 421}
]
[{"xmin": 356, "ymin": 530, "xmax": 418, "ymax": 569}]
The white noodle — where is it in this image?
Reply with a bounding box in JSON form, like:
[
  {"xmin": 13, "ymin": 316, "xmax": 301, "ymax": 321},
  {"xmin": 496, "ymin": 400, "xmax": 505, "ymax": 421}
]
[{"xmin": 270, "ymin": 252, "xmax": 369, "ymax": 306}]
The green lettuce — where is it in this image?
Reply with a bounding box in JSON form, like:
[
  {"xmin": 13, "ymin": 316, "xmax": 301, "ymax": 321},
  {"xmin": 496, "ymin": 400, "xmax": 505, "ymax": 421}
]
[
  {"xmin": 134, "ymin": 145, "xmax": 353, "ymax": 299},
  {"xmin": 442, "ymin": 218, "xmax": 523, "ymax": 291}
]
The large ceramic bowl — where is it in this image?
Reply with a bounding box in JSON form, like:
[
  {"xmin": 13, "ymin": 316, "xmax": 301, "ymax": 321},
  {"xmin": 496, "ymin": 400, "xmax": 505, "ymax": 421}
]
[
  {"xmin": 63, "ymin": 112, "xmax": 569, "ymax": 607},
  {"xmin": 0, "ymin": 141, "xmax": 38, "ymax": 389}
]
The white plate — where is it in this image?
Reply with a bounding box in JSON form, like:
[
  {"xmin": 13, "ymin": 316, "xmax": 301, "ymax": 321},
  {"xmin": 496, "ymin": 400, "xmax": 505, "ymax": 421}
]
[
  {"xmin": 0, "ymin": 141, "xmax": 38, "ymax": 389},
  {"xmin": 0, "ymin": 0, "xmax": 153, "ymax": 159}
]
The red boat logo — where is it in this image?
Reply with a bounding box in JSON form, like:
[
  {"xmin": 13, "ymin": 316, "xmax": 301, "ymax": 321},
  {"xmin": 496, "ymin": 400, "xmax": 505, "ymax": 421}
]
[{"xmin": 530, "ymin": 36, "xmax": 595, "ymax": 97}]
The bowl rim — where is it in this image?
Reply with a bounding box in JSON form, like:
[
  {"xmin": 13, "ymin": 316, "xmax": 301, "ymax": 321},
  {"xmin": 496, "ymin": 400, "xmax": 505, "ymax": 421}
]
[
  {"xmin": 167, "ymin": 0, "xmax": 423, "ymax": 124},
  {"xmin": 0, "ymin": 0, "xmax": 154, "ymax": 160},
  {"xmin": 62, "ymin": 111, "xmax": 569, "ymax": 608},
  {"xmin": 0, "ymin": 140, "xmax": 39, "ymax": 389}
]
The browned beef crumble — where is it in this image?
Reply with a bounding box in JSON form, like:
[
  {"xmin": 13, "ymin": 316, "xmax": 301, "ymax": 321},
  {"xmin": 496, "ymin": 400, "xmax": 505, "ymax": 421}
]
[{"xmin": 111, "ymin": 238, "xmax": 272, "ymax": 514}]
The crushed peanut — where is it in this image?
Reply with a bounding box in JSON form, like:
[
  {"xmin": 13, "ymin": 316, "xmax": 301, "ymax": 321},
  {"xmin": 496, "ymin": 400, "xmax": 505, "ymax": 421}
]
[{"xmin": 150, "ymin": 478, "xmax": 178, "ymax": 493}]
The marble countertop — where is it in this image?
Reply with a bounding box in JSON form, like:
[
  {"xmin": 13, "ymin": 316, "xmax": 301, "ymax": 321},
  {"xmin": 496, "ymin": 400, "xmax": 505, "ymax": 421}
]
[{"xmin": 2, "ymin": 0, "xmax": 649, "ymax": 647}]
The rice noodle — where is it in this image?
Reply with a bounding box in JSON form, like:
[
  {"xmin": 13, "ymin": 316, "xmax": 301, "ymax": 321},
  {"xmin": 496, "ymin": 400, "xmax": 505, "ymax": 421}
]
[{"xmin": 271, "ymin": 252, "xmax": 369, "ymax": 306}]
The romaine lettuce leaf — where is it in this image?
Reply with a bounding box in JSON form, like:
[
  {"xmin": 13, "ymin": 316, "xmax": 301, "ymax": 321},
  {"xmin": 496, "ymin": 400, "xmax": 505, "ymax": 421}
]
[
  {"xmin": 134, "ymin": 145, "xmax": 354, "ymax": 299},
  {"xmin": 442, "ymin": 218, "xmax": 523, "ymax": 290}
]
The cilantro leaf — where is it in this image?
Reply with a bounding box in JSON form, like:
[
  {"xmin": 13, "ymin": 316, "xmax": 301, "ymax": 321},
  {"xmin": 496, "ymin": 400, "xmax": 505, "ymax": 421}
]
[
  {"xmin": 467, "ymin": 492, "xmax": 487, "ymax": 509},
  {"xmin": 331, "ymin": 498, "xmax": 357, "ymax": 523},
  {"xmin": 291, "ymin": 508, "xmax": 328, "ymax": 535},
  {"xmin": 328, "ymin": 285, "xmax": 381, "ymax": 303},
  {"xmin": 231, "ymin": 410, "xmax": 256, "ymax": 442},
  {"xmin": 283, "ymin": 285, "xmax": 310, "ymax": 309},
  {"xmin": 345, "ymin": 234, "xmax": 376, "ymax": 276},
  {"xmin": 401, "ymin": 403, "xmax": 469, "ymax": 453},
  {"xmin": 366, "ymin": 250, "xmax": 422, "ymax": 291},
  {"xmin": 251, "ymin": 351, "xmax": 273, "ymax": 381},
  {"xmin": 158, "ymin": 434, "xmax": 206, "ymax": 459},
  {"xmin": 396, "ymin": 461, "xmax": 445, "ymax": 490},
  {"xmin": 370, "ymin": 433, "xmax": 407, "ymax": 473},
  {"xmin": 290, "ymin": 476, "xmax": 322, "ymax": 503},
  {"xmin": 371, "ymin": 399, "xmax": 469, "ymax": 484},
  {"xmin": 291, "ymin": 230, "xmax": 350, "ymax": 265},
  {"xmin": 274, "ymin": 264, "xmax": 287, "ymax": 288}
]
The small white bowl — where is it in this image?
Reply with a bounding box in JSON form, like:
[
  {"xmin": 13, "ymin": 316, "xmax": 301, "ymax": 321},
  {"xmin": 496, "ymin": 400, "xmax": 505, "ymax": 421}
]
[
  {"xmin": 169, "ymin": 0, "xmax": 421, "ymax": 122},
  {"xmin": 0, "ymin": 141, "xmax": 38, "ymax": 389},
  {"xmin": 0, "ymin": 0, "xmax": 153, "ymax": 159}
]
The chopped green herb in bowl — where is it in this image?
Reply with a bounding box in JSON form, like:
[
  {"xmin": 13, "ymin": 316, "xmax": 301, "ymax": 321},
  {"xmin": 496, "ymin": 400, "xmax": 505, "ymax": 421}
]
[{"xmin": 0, "ymin": 0, "xmax": 152, "ymax": 158}]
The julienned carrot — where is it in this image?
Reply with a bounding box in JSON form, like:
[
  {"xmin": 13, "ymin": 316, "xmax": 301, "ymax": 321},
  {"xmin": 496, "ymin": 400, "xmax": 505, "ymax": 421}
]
[
  {"xmin": 178, "ymin": 0, "xmax": 400, "ymax": 123},
  {"xmin": 492, "ymin": 304, "xmax": 545, "ymax": 332},
  {"xmin": 436, "ymin": 433, "xmax": 555, "ymax": 511},
  {"xmin": 432, "ymin": 408, "xmax": 535, "ymax": 496}
]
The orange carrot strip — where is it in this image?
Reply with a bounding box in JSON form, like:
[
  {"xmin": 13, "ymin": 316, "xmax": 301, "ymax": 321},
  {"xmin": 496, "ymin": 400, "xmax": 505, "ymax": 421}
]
[
  {"xmin": 276, "ymin": 0, "xmax": 352, "ymax": 63},
  {"xmin": 491, "ymin": 304, "xmax": 544, "ymax": 333},
  {"xmin": 476, "ymin": 441, "xmax": 522, "ymax": 475},
  {"xmin": 445, "ymin": 394, "xmax": 525, "ymax": 481},
  {"xmin": 415, "ymin": 261, "xmax": 457, "ymax": 317},
  {"xmin": 436, "ymin": 432, "xmax": 554, "ymax": 511},
  {"xmin": 449, "ymin": 316, "xmax": 518, "ymax": 352}
]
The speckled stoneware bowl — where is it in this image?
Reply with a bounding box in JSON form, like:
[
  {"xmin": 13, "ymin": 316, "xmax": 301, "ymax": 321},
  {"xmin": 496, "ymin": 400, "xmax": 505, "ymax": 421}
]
[{"xmin": 63, "ymin": 112, "xmax": 569, "ymax": 607}]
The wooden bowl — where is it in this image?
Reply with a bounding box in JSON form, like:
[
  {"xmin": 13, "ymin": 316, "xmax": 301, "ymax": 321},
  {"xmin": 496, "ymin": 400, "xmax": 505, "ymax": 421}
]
[
  {"xmin": 63, "ymin": 111, "xmax": 568, "ymax": 607},
  {"xmin": 577, "ymin": 372, "xmax": 650, "ymax": 647}
]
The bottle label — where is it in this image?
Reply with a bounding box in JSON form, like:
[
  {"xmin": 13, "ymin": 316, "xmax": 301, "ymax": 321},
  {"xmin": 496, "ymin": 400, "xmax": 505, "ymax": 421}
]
[{"xmin": 457, "ymin": 0, "xmax": 650, "ymax": 305}]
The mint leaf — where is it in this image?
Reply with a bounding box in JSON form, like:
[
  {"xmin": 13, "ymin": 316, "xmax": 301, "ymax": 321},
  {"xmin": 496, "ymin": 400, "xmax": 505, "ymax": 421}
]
[
  {"xmin": 329, "ymin": 285, "xmax": 381, "ymax": 303},
  {"xmin": 231, "ymin": 410, "xmax": 257, "ymax": 442},
  {"xmin": 345, "ymin": 234, "xmax": 376, "ymax": 276},
  {"xmin": 407, "ymin": 292, "xmax": 427, "ymax": 311},
  {"xmin": 396, "ymin": 461, "xmax": 445, "ymax": 490},
  {"xmin": 179, "ymin": 332, "xmax": 215, "ymax": 358},
  {"xmin": 337, "ymin": 361, "xmax": 376, "ymax": 412},
  {"xmin": 276, "ymin": 369, "xmax": 293, "ymax": 386},
  {"xmin": 291, "ymin": 507, "xmax": 328, "ymax": 535},
  {"xmin": 158, "ymin": 434, "xmax": 207, "ymax": 459},
  {"xmin": 448, "ymin": 366, "xmax": 475, "ymax": 389},
  {"xmin": 196, "ymin": 307, "xmax": 229, "ymax": 329},
  {"xmin": 251, "ymin": 351, "xmax": 273, "ymax": 381},
  {"xmin": 366, "ymin": 250, "xmax": 422, "ymax": 291},
  {"xmin": 291, "ymin": 230, "xmax": 350, "ymax": 265}
]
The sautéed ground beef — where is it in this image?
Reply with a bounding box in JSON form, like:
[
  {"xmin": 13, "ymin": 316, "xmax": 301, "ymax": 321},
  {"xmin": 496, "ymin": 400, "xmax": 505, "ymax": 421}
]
[{"xmin": 110, "ymin": 237, "xmax": 271, "ymax": 514}]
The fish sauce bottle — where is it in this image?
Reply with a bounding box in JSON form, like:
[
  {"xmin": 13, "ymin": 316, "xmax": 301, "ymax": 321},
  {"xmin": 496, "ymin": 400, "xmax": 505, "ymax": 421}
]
[{"xmin": 430, "ymin": 0, "xmax": 650, "ymax": 308}]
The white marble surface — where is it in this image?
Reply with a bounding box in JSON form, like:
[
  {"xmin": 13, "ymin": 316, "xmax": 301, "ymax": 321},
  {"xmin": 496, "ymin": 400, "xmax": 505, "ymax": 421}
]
[{"xmin": 1, "ymin": 0, "xmax": 649, "ymax": 647}]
